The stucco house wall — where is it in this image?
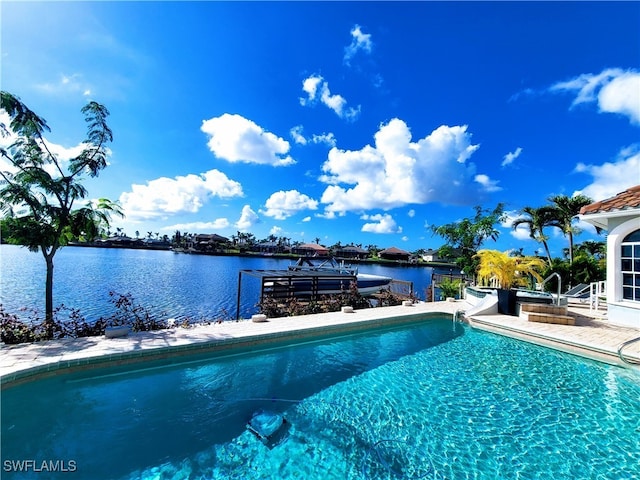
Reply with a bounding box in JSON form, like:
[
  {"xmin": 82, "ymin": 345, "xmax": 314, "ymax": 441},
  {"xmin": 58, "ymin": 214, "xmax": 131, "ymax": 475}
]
[
  {"xmin": 579, "ymin": 185, "xmax": 640, "ymax": 329},
  {"xmin": 604, "ymin": 215, "xmax": 640, "ymax": 328}
]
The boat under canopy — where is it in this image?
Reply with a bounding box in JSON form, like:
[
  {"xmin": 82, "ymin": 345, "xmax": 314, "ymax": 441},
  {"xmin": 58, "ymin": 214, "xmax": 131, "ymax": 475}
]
[
  {"xmin": 237, "ymin": 257, "xmax": 393, "ymax": 317},
  {"xmin": 286, "ymin": 257, "xmax": 392, "ymax": 295}
]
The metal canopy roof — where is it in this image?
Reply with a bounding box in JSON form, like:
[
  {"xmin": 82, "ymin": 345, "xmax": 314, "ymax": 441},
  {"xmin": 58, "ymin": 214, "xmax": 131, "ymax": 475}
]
[{"xmin": 240, "ymin": 269, "xmax": 356, "ymax": 279}]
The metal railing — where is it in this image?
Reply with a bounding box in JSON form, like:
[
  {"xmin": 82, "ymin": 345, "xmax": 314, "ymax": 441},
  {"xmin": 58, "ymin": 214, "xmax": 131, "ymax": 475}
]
[
  {"xmin": 617, "ymin": 336, "xmax": 640, "ymax": 366},
  {"xmin": 453, "ymin": 309, "xmax": 465, "ymax": 323},
  {"xmin": 540, "ymin": 272, "xmax": 561, "ymax": 306}
]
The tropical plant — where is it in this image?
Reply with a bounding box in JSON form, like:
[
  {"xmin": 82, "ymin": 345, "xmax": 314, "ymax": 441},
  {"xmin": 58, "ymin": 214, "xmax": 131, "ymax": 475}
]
[
  {"xmin": 475, "ymin": 249, "xmax": 546, "ymax": 290},
  {"xmin": 0, "ymin": 292, "xmax": 166, "ymax": 345},
  {"xmin": 547, "ymin": 194, "xmax": 593, "ymax": 264},
  {"xmin": 0, "ymin": 91, "xmax": 122, "ymax": 338},
  {"xmin": 511, "ymin": 205, "xmax": 558, "ymax": 265},
  {"xmin": 438, "ymin": 278, "xmax": 462, "ymax": 299},
  {"xmin": 432, "ymin": 203, "xmax": 506, "ymax": 276}
]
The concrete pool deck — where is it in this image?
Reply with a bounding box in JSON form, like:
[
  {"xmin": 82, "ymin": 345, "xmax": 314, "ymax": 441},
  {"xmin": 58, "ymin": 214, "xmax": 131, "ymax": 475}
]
[
  {"xmin": 1, "ymin": 300, "xmax": 639, "ymax": 388},
  {"xmin": 468, "ymin": 302, "xmax": 640, "ymax": 368}
]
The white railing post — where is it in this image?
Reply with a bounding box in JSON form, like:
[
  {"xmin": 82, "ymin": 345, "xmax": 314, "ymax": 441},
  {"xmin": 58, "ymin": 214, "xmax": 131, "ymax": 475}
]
[{"xmin": 590, "ymin": 280, "xmax": 606, "ymax": 313}]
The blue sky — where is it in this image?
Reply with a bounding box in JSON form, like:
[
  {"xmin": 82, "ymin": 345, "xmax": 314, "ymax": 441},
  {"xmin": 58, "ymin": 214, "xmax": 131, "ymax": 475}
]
[{"xmin": 1, "ymin": 1, "xmax": 639, "ymax": 256}]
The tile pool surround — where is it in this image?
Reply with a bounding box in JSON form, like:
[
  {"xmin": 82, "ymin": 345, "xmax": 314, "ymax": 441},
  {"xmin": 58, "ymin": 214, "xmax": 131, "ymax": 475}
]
[
  {"xmin": 0, "ymin": 302, "xmax": 461, "ymax": 388},
  {"xmin": 2, "ymin": 300, "xmax": 639, "ymax": 389}
]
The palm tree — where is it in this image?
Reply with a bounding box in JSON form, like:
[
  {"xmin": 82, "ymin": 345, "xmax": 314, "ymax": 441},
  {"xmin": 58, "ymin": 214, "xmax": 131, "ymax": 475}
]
[
  {"xmin": 366, "ymin": 244, "xmax": 380, "ymax": 258},
  {"xmin": 511, "ymin": 206, "xmax": 558, "ymax": 265},
  {"xmin": 574, "ymin": 240, "xmax": 606, "ymax": 260},
  {"xmin": 547, "ymin": 194, "xmax": 593, "ymax": 264},
  {"xmin": 173, "ymin": 230, "xmax": 181, "ymax": 246}
]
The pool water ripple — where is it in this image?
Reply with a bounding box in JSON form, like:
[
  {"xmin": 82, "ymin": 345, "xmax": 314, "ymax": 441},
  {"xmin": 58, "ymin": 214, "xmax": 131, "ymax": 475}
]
[
  {"xmin": 134, "ymin": 333, "xmax": 634, "ymax": 479},
  {"xmin": 2, "ymin": 321, "xmax": 640, "ymax": 480}
]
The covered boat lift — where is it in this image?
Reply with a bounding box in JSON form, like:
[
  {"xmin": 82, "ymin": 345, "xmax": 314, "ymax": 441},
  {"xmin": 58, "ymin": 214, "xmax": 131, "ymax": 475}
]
[
  {"xmin": 236, "ymin": 269, "xmax": 414, "ymax": 320},
  {"xmin": 236, "ymin": 269, "xmax": 357, "ymax": 320}
]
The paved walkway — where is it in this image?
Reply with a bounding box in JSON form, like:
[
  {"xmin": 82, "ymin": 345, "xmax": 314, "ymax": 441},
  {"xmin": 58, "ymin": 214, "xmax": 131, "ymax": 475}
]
[{"xmin": 2, "ymin": 300, "xmax": 639, "ymax": 388}]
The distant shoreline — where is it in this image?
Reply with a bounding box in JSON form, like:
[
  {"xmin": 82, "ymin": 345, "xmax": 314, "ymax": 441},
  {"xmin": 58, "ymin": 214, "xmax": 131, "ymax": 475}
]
[{"xmin": 60, "ymin": 242, "xmax": 458, "ymax": 269}]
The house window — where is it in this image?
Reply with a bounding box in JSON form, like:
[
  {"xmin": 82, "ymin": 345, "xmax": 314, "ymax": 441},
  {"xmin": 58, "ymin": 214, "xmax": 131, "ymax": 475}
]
[{"xmin": 621, "ymin": 229, "xmax": 640, "ymax": 302}]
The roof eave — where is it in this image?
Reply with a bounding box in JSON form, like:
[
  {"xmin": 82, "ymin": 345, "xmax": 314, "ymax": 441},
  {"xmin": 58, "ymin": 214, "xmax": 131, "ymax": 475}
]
[{"xmin": 578, "ymin": 206, "xmax": 640, "ymax": 231}]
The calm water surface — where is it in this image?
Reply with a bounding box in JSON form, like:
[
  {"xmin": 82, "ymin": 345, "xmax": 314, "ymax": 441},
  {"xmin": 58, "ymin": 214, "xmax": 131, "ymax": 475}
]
[{"xmin": 0, "ymin": 245, "xmax": 437, "ymax": 320}]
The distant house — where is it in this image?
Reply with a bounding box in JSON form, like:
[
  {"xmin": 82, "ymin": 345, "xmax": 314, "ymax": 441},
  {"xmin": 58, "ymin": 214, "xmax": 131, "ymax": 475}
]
[
  {"xmin": 292, "ymin": 243, "xmax": 329, "ymax": 257},
  {"xmin": 379, "ymin": 246, "xmax": 411, "ymax": 262},
  {"xmin": 578, "ymin": 184, "xmax": 640, "ymax": 328},
  {"xmin": 422, "ymin": 247, "xmax": 461, "ymax": 264},
  {"xmin": 335, "ymin": 245, "xmax": 368, "ymax": 259},
  {"xmin": 99, "ymin": 235, "xmax": 142, "ymax": 247},
  {"xmin": 255, "ymin": 241, "xmax": 281, "ymax": 254},
  {"xmin": 142, "ymin": 238, "xmax": 170, "ymax": 247},
  {"xmin": 422, "ymin": 249, "xmax": 441, "ymax": 262},
  {"xmin": 193, "ymin": 233, "xmax": 229, "ymax": 251}
]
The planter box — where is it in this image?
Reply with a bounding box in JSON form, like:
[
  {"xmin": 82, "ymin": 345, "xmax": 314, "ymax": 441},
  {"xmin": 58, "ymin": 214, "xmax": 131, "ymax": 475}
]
[
  {"xmin": 105, "ymin": 326, "xmax": 130, "ymax": 338},
  {"xmin": 497, "ymin": 289, "xmax": 517, "ymax": 315}
]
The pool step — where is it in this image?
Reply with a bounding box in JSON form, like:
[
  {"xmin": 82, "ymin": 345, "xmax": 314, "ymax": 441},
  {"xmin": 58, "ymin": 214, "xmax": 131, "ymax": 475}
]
[{"xmin": 519, "ymin": 303, "xmax": 576, "ymax": 325}]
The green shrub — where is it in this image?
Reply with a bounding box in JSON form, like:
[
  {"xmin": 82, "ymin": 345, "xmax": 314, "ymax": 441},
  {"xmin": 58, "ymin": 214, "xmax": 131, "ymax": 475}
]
[{"xmin": 439, "ymin": 278, "xmax": 462, "ymax": 299}]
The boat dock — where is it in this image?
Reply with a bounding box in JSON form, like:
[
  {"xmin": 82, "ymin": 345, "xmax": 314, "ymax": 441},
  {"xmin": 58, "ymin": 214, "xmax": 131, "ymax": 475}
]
[
  {"xmin": 236, "ymin": 270, "xmax": 413, "ymax": 320},
  {"xmin": 236, "ymin": 269, "xmax": 357, "ymax": 319}
]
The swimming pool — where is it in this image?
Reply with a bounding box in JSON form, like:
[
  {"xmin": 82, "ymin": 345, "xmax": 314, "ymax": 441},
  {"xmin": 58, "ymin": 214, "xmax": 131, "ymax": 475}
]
[{"xmin": 2, "ymin": 317, "xmax": 639, "ymax": 479}]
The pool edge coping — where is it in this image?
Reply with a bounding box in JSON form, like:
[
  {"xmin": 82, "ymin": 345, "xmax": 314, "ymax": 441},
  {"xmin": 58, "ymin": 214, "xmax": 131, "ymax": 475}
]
[
  {"xmin": 0, "ymin": 305, "xmax": 457, "ymax": 389},
  {"xmin": 468, "ymin": 315, "xmax": 639, "ymax": 368}
]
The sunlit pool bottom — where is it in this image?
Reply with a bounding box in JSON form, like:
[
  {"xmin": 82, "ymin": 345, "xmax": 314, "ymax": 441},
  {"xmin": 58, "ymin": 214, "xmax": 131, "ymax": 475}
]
[{"xmin": 2, "ymin": 317, "xmax": 639, "ymax": 480}]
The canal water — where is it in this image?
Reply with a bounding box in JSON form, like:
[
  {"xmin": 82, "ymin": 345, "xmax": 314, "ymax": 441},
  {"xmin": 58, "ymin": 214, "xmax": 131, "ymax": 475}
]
[{"xmin": 0, "ymin": 245, "xmax": 450, "ymax": 321}]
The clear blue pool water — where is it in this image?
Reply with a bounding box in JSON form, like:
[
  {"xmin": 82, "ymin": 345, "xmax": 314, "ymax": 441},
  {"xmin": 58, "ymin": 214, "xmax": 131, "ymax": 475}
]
[{"xmin": 2, "ymin": 318, "xmax": 640, "ymax": 480}]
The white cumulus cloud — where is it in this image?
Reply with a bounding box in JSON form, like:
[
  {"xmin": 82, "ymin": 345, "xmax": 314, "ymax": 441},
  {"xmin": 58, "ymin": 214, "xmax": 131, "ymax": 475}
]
[
  {"xmin": 503, "ymin": 210, "xmax": 532, "ymax": 241},
  {"xmin": 201, "ymin": 113, "xmax": 295, "ymax": 166},
  {"xmin": 361, "ymin": 213, "xmax": 401, "ymax": 234},
  {"xmin": 290, "ymin": 125, "xmax": 337, "ymax": 147},
  {"xmin": 319, "ymin": 118, "xmax": 490, "ymax": 215},
  {"xmin": 119, "ymin": 169, "xmax": 243, "ymax": 220},
  {"xmin": 502, "ymin": 147, "xmax": 523, "ymax": 167},
  {"xmin": 164, "ymin": 219, "xmax": 230, "ymax": 231},
  {"xmin": 344, "ymin": 24, "xmax": 372, "ymax": 66},
  {"xmin": 299, "ymin": 74, "xmax": 360, "ymax": 121},
  {"xmin": 262, "ymin": 190, "xmax": 319, "ymax": 220},
  {"xmin": 235, "ymin": 205, "xmax": 259, "ymax": 231},
  {"xmin": 599, "ymin": 73, "xmax": 640, "ymax": 124},
  {"xmin": 474, "ymin": 174, "xmax": 502, "ymax": 192},
  {"xmin": 574, "ymin": 145, "xmax": 640, "ymax": 201},
  {"xmin": 290, "ymin": 125, "xmax": 307, "ymax": 145},
  {"xmin": 550, "ymin": 68, "xmax": 640, "ymax": 125},
  {"xmin": 0, "ymin": 110, "xmax": 112, "ymax": 176}
]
